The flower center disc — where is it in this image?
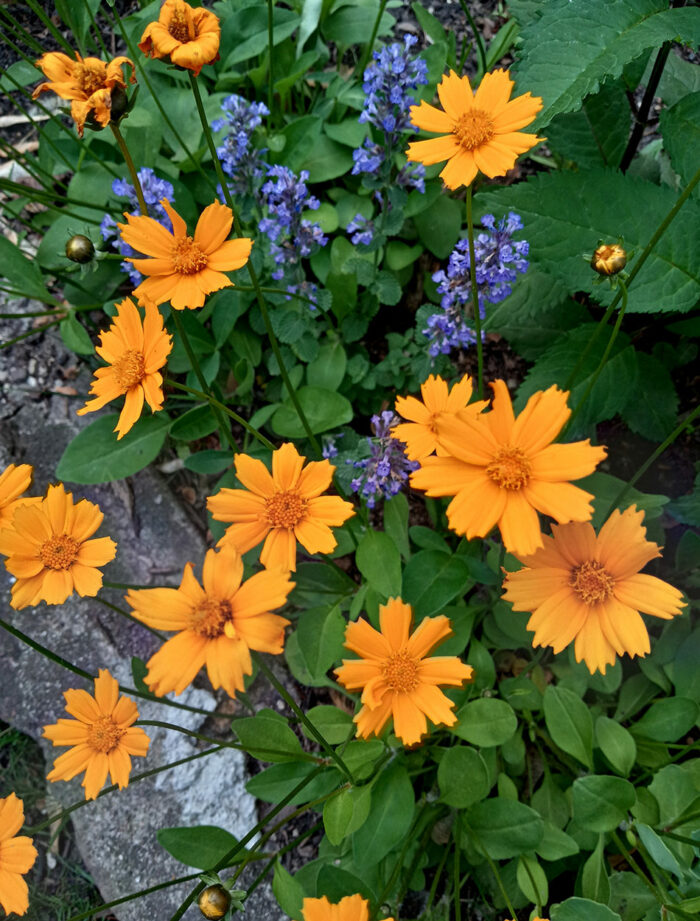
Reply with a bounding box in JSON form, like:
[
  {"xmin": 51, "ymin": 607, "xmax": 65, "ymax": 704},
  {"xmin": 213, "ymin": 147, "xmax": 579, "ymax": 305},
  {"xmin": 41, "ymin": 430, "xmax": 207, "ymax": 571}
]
[
  {"xmin": 168, "ymin": 6, "xmax": 195, "ymax": 43},
  {"xmin": 486, "ymin": 447, "xmax": 531, "ymax": 491},
  {"xmin": 192, "ymin": 598, "xmax": 233, "ymax": 638},
  {"xmin": 39, "ymin": 534, "xmax": 79, "ymax": 570},
  {"xmin": 172, "ymin": 237, "xmax": 208, "ymax": 275},
  {"xmin": 87, "ymin": 715, "xmax": 125, "ymax": 753},
  {"xmin": 266, "ymin": 490, "xmax": 307, "ymax": 529},
  {"xmin": 569, "ymin": 560, "xmax": 615, "ymax": 605},
  {"xmin": 78, "ymin": 64, "xmax": 106, "ymax": 97},
  {"xmin": 383, "ymin": 651, "xmax": 420, "ymax": 693},
  {"xmin": 453, "ymin": 108, "xmax": 494, "ymax": 150},
  {"xmin": 114, "ymin": 349, "xmax": 146, "ymax": 390}
]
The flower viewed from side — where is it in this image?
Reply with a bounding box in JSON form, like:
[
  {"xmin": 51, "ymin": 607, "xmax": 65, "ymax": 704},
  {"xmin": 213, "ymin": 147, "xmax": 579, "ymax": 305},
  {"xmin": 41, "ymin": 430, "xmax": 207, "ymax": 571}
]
[
  {"xmin": 411, "ymin": 380, "xmax": 607, "ymax": 557},
  {"xmin": 591, "ymin": 243, "xmax": 627, "ymax": 276},
  {"xmin": 0, "ymin": 464, "xmax": 40, "ymax": 529},
  {"xmin": 300, "ymin": 894, "xmax": 394, "ymax": 921},
  {"xmin": 503, "ymin": 506, "xmax": 686, "ymax": 674},
  {"xmin": 77, "ymin": 298, "xmax": 173, "ymax": 439},
  {"xmin": 33, "ymin": 51, "xmax": 135, "ymax": 137},
  {"xmin": 208, "ymin": 443, "xmax": 355, "ymax": 572},
  {"xmin": 407, "ymin": 69, "xmax": 544, "ymax": 189},
  {"xmin": 393, "ymin": 374, "xmax": 487, "ymax": 460},
  {"xmin": 0, "ymin": 794, "xmax": 38, "ymax": 917},
  {"xmin": 335, "ymin": 597, "xmax": 474, "ymax": 746},
  {"xmin": 117, "ymin": 199, "xmax": 252, "ymax": 310},
  {"xmin": 0, "ymin": 484, "xmax": 117, "ymax": 610},
  {"xmin": 139, "ymin": 0, "xmax": 220, "ymax": 77},
  {"xmin": 349, "ymin": 411, "xmax": 419, "ymax": 509},
  {"xmin": 126, "ymin": 546, "xmax": 294, "ymax": 697},
  {"xmin": 43, "ymin": 670, "xmax": 150, "ymax": 801}
]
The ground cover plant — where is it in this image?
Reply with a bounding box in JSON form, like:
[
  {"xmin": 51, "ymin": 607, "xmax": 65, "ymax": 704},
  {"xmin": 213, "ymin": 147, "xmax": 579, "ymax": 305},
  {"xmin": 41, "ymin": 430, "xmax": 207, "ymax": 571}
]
[{"xmin": 0, "ymin": 0, "xmax": 699, "ymax": 919}]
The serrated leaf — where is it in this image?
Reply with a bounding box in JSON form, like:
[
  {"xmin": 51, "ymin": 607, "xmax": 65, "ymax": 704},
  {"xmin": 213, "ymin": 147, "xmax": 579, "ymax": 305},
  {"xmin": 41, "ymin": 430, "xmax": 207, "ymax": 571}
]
[
  {"xmin": 661, "ymin": 91, "xmax": 700, "ymax": 197},
  {"xmin": 619, "ymin": 352, "xmax": 678, "ymax": 441},
  {"xmin": 546, "ymin": 82, "xmax": 631, "ymax": 169}
]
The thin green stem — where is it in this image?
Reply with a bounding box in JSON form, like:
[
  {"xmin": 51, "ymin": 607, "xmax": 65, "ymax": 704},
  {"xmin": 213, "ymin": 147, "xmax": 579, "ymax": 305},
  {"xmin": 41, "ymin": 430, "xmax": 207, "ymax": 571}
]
[
  {"xmin": 110, "ymin": 122, "xmax": 148, "ymax": 215},
  {"xmin": 424, "ymin": 836, "xmax": 450, "ymax": 913},
  {"xmin": 94, "ymin": 594, "xmax": 165, "ymax": 640},
  {"xmin": 454, "ymin": 812, "xmax": 462, "ymax": 921},
  {"xmin": 80, "ymin": 0, "xmax": 110, "ymax": 58},
  {"xmin": 1, "ymin": 319, "xmax": 62, "ymax": 350},
  {"xmin": 165, "ymin": 377, "xmax": 271, "ymax": 449},
  {"xmin": 357, "ymin": 0, "xmax": 388, "ymax": 76},
  {"xmin": 466, "ymin": 186, "xmax": 484, "ymax": 398},
  {"xmin": 611, "ymin": 830, "xmax": 664, "ymax": 903},
  {"xmin": 458, "ymin": 0, "xmax": 487, "ymax": 75},
  {"xmin": 245, "ymin": 820, "xmax": 323, "ymax": 897},
  {"xmin": 22, "ymin": 0, "xmax": 76, "ymax": 55},
  {"xmin": 465, "ymin": 823, "xmax": 518, "ymax": 918},
  {"xmin": 267, "ymin": 0, "xmax": 275, "ymax": 115}
]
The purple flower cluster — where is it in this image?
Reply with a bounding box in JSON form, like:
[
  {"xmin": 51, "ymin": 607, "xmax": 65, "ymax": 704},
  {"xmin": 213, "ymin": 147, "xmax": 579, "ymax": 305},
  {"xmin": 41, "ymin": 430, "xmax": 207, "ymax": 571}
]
[
  {"xmin": 346, "ymin": 214, "xmax": 374, "ymax": 247},
  {"xmin": 424, "ymin": 212, "xmax": 530, "ymax": 357},
  {"xmin": 259, "ymin": 166, "xmax": 328, "ymax": 282},
  {"xmin": 349, "ymin": 411, "xmax": 419, "ymax": 508},
  {"xmin": 100, "ymin": 168, "xmax": 174, "ymax": 285},
  {"xmin": 212, "ymin": 94, "xmax": 269, "ymax": 198}
]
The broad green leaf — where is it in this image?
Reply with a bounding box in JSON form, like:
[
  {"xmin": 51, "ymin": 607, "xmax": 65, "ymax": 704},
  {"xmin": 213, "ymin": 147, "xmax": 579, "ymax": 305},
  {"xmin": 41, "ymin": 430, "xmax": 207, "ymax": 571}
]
[
  {"xmin": 301, "ymin": 136, "xmax": 354, "ymax": 183},
  {"xmin": 246, "ymin": 762, "xmax": 339, "ymax": 805},
  {"xmin": 352, "ymin": 762, "xmax": 414, "ymax": 868},
  {"xmin": 632, "ymin": 697, "xmax": 699, "ymax": 742},
  {"xmin": 232, "ymin": 709, "xmax": 303, "ymax": 762},
  {"xmin": 295, "ymin": 605, "xmax": 347, "ymax": 682},
  {"xmin": 451, "ymin": 698, "xmax": 518, "ymax": 748},
  {"xmin": 608, "ymin": 871, "xmax": 657, "ymax": 921},
  {"xmin": 59, "ymin": 315, "xmax": 94, "ymax": 355},
  {"xmin": 546, "ymin": 83, "xmax": 631, "ymax": 169},
  {"xmin": 223, "ymin": 7, "xmax": 299, "ymax": 66},
  {"xmin": 402, "ymin": 550, "xmax": 473, "ymax": 619},
  {"xmin": 307, "ymin": 340, "xmax": 347, "ymax": 391},
  {"xmin": 572, "ymin": 775, "xmax": 636, "ymax": 832},
  {"xmin": 438, "ymin": 746, "xmax": 490, "ymax": 808},
  {"xmin": 660, "ymin": 91, "xmax": 700, "ymax": 197},
  {"xmin": 184, "ymin": 450, "xmax": 232, "ymax": 474},
  {"xmin": 316, "ymin": 865, "xmax": 376, "ymax": 903},
  {"xmin": 513, "ymin": 0, "xmax": 700, "ymax": 129},
  {"xmin": 413, "ymin": 194, "xmax": 462, "ymax": 259},
  {"xmin": 341, "ymin": 739, "xmax": 384, "ymax": 781},
  {"xmin": 543, "ymin": 685, "xmax": 594, "ymax": 769},
  {"xmin": 298, "ymin": 0, "xmax": 323, "ymax": 51},
  {"xmin": 582, "ymin": 835, "xmax": 611, "ymax": 903},
  {"xmin": 157, "ymin": 825, "xmax": 245, "ymax": 868},
  {"xmin": 302, "ymin": 706, "xmax": 353, "ymax": 745},
  {"xmin": 517, "ymin": 854, "xmax": 548, "ymax": 906},
  {"xmin": 477, "ymin": 170, "xmax": 700, "ymax": 313},
  {"xmin": 56, "ymin": 413, "xmax": 170, "ymax": 484},
  {"xmin": 672, "ymin": 628, "xmax": 700, "ymax": 702},
  {"xmin": 323, "ymin": 783, "xmax": 372, "ymax": 844},
  {"xmin": 551, "ymin": 897, "xmax": 622, "ymax": 921},
  {"xmin": 271, "ymin": 386, "xmax": 353, "ymax": 437},
  {"xmin": 466, "ymin": 797, "xmax": 544, "ymax": 859},
  {"xmin": 170, "ymin": 405, "xmax": 219, "ymax": 441},
  {"xmin": 536, "ymin": 823, "xmax": 580, "ymax": 861},
  {"xmin": 290, "ymin": 561, "xmax": 356, "ymax": 607},
  {"xmin": 272, "ymin": 861, "xmax": 304, "ymax": 918},
  {"xmin": 0, "ymin": 234, "xmax": 52, "ymax": 300},
  {"xmin": 271, "ymin": 115, "xmax": 324, "ymax": 173},
  {"xmin": 647, "ymin": 764, "xmax": 699, "ymax": 827},
  {"xmin": 383, "ymin": 492, "xmax": 410, "ymax": 561},
  {"xmin": 322, "ymin": 0, "xmax": 394, "ymax": 45},
  {"xmin": 532, "ymin": 775, "xmax": 571, "ymax": 829},
  {"xmin": 355, "ymin": 529, "xmax": 402, "ymax": 600},
  {"xmin": 595, "ymin": 716, "xmax": 637, "ymax": 777},
  {"xmin": 620, "ymin": 352, "xmax": 678, "ymax": 441},
  {"xmin": 635, "ymin": 823, "xmax": 687, "ymax": 879}
]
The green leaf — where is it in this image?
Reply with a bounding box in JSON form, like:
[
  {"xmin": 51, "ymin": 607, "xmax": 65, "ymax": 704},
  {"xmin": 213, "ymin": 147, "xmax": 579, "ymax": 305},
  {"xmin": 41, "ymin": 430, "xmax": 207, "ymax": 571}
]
[
  {"xmin": 384, "ymin": 493, "xmax": 410, "ymax": 561},
  {"xmin": 608, "ymin": 872, "xmax": 658, "ymax": 921},
  {"xmin": 551, "ymin": 897, "xmax": 622, "ymax": 921},
  {"xmin": 271, "ymin": 386, "xmax": 353, "ymax": 438},
  {"xmin": 582, "ymin": 835, "xmax": 611, "ymax": 903},
  {"xmin": 272, "ymin": 861, "xmax": 305, "ymax": 918},
  {"xmin": 466, "ymin": 797, "xmax": 544, "ymax": 859},
  {"xmin": 402, "ymin": 550, "xmax": 473, "ymax": 619},
  {"xmin": 302, "ymin": 705, "xmax": 354, "ymax": 745},
  {"xmin": 157, "ymin": 826, "xmax": 245, "ymax": 869},
  {"xmin": 572, "ymin": 775, "xmax": 636, "ymax": 832},
  {"xmin": 307, "ymin": 340, "xmax": 347, "ymax": 391},
  {"xmin": 413, "ymin": 194, "xmax": 462, "ymax": 259},
  {"xmin": 0, "ymin": 234, "xmax": 52, "ymax": 301},
  {"xmin": 298, "ymin": 0, "xmax": 323, "ymax": 51},
  {"xmin": 513, "ymin": 0, "xmax": 700, "ymax": 130},
  {"xmin": 546, "ymin": 83, "xmax": 631, "ymax": 169},
  {"xmin": 295, "ymin": 605, "xmax": 347, "ymax": 683},
  {"xmin": 536, "ymin": 823, "xmax": 580, "ymax": 861},
  {"xmin": 59, "ymin": 315, "xmax": 94, "ymax": 355},
  {"xmin": 232, "ymin": 709, "xmax": 303, "ymax": 762},
  {"xmin": 595, "ymin": 716, "xmax": 637, "ymax": 777},
  {"xmin": 355, "ymin": 530, "xmax": 402, "ymax": 600},
  {"xmin": 477, "ymin": 170, "xmax": 700, "ymax": 314},
  {"xmin": 672, "ymin": 628, "xmax": 700, "ymax": 703},
  {"xmin": 246, "ymin": 762, "xmax": 339, "ymax": 805},
  {"xmin": 660, "ymin": 91, "xmax": 700, "ymax": 197},
  {"xmin": 543, "ymin": 685, "xmax": 594, "ymax": 769},
  {"xmin": 619, "ymin": 352, "xmax": 678, "ymax": 441},
  {"xmin": 184, "ymin": 450, "xmax": 232, "ymax": 475},
  {"xmin": 272, "ymin": 115, "xmax": 324, "ymax": 173},
  {"xmin": 322, "ymin": 0, "xmax": 394, "ymax": 45},
  {"xmin": 517, "ymin": 854, "xmax": 549, "ymax": 906},
  {"xmin": 385, "ymin": 241, "xmax": 423, "ymax": 272},
  {"xmin": 352, "ymin": 762, "xmax": 414, "ymax": 868},
  {"xmin": 438, "ymin": 746, "xmax": 490, "ymax": 808},
  {"xmin": 223, "ymin": 7, "xmax": 299, "ymax": 66},
  {"xmin": 648, "ymin": 764, "xmax": 698, "ymax": 827},
  {"xmin": 635, "ymin": 823, "xmax": 687, "ymax": 879},
  {"xmin": 324, "ymin": 784, "xmax": 372, "ymax": 844},
  {"xmin": 301, "ymin": 136, "xmax": 354, "ymax": 183},
  {"xmin": 631, "ymin": 697, "xmax": 699, "ymax": 742},
  {"xmin": 290, "ymin": 561, "xmax": 356, "ymax": 607},
  {"xmin": 170, "ymin": 405, "xmax": 219, "ymax": 441},
  {"xmin": 56, "ymin": 413, "xmax": 170, "ymax": 484},
  {"xmin": 451, "ymin": 698, "xmax": 518, "ymax": 748}
]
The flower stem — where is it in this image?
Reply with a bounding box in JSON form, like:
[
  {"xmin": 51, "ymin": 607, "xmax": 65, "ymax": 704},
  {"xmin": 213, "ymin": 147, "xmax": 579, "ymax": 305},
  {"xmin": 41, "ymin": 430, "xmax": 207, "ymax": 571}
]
[
  {"xmin": 110, "ymin": 122, "xmax": 148, "ymax": 216},
  {"xmin": 458, "ymin": 0, "xmax": 487, "ymax": 76},
  {"xmin": 267, "ymin": 0, "xmax": 275, "ymax": 116},
  {"xmin": 94, "ymin": 594, "xmax": 165, "ymax": 641},
  {"xmin": 465, "ymin": 185, "xmax": 484, "ymax": 398},
  {"xmin": 1, "ymin": 319, "xmax": 63, "ymax": 351},
  {"xmin": 358, "ymin": 0, "xmax": 388, "ymax": 76},
  {"xmin": 465, "ymin": 822, "xmax": 518, "ymax": 918}
]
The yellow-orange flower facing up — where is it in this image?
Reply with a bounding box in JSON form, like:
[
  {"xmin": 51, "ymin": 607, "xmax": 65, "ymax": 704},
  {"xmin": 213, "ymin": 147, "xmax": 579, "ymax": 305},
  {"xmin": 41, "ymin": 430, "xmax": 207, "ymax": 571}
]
[
  {"xmin": 0, "ymin": 464, "xmax": 41, "ymax": 530},
  {"xmin": 77, "ymin": 298, "xmax": 172, "ymax": 440},
  {"xmin": 126, "ymin": 545, "xmax": 294, "ymax": 698},
  {"xmin": 300, "ymin": 894, "xmax": 394, "ymax": 921},
  {"xmin": 43, "ymin": 670, "xmax": 149, "ymax": 801},
  {"xmin": 139, "ymin": 0, "xmax": 220, "ymax": 77},
  {"xmin": 207, "ymin": 443, "xmax": 355, "ymax": 572},
  {"xmin": 117, "ymin": 199, "xmax": 252, "ymax": 311},
  {"xmin": 392, "ymin": 373, "xmax": 487, "ymax": 461},
  {"xmin": 33, "ymin": 51, "xmax": 135, "ymax": 137},
  {"xmin": 0, "ymin": 794, "xmax": 38, "ymax": 917},
  {"xmin": 0, "ymin": 484, "xmax": 117, "ymax": 610},
  {"xmin": 406, "ymin": 69, "xmax": 544, "ymax": 189},
  {"xmin": 503, "ymin": 506, "xmax": 686, "ymax": 675},
  {"xmin": 335, "ymin": 598, "xmax": 473, "ymax": 746},
  {"xmin": 411, "ymin": 380, "xmax": 607, "ymax": 557}
]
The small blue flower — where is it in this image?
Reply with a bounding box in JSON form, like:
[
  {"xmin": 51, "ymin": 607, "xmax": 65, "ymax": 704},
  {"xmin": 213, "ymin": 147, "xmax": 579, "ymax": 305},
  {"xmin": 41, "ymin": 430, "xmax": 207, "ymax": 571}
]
[
  {"xmin": 347, "ymin": 214, "xmax": 374, "ymax": 247},
  {"xmin": 212, "ymin": 94, "xmax": 269, "ymax": 199},
  {"xmin": 348, "ymin": 411, "xmax": 419, "ymax": 508}
]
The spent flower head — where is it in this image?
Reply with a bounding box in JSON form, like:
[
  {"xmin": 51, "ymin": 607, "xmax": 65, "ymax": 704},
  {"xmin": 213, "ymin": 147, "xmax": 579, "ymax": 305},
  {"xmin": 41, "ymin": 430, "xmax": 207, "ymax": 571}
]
[{"xmin": 349, "ymin": 411, "xmax": 419, "ymax": 509}]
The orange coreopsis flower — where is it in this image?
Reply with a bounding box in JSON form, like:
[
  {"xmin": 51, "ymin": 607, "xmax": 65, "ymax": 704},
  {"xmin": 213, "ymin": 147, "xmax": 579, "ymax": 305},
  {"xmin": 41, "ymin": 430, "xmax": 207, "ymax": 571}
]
[
  {"xmin": 0, "ymin": 484, "xmax": 116, "ymax": 610},
  {"xmin": 77, "ymin": 298, "xmax": 173, "ymax": 439},
  {"xmin": 33, "ymin": 51, "xmax": 135, "ymax": 137},
  {"xmin": 117, "ymin": 199, "xmax": 252, "ymax": 311},
  {"xmin": 406, "ymin": 69, "xmax": 544, "ymax": 189},
  {"xmin": 301, "ymin": 894, "xmax": 394, "ymax": 921},
  {"xmin": 207, "ymin": 443, "xmax": 355, "ymax": 572},
  {"xmin": 0, "ymin": 464, "xmax": 41, "ymax": 529},
  {"xmin": 335, "ymin": 598, "xmax": 473, "ymax": 746},
  {"xmin": 392, "ymin": 373, "xmax": 487, "ymax": 460},
  {"xmin": 503, "ymin": 506, "xmax": 686, "ymax": 675},
  {"xmin": 139, "ymin": 0, "xmax": 220, "ymax": 77},
  {"xmin": 43, "ymin": 670, "xmax": 150, "ymax": 801},
  {"xmin": 411, "ymin": 380, "xmax": 607, "ymax": 557},
  {"xmin": 0, "ymin": 794, "xmax": 37, "ymax": 917},
  {"xmin": 126, "ymin": 546, "xmax": 293, "ymax": 698}
]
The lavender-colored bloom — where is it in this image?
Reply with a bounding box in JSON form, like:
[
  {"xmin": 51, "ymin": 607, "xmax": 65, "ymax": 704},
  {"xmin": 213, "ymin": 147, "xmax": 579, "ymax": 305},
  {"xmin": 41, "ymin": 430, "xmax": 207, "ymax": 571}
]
[
  {"xmin": 212, "ymin": 94, "xmax": 269, "ymax": 198},
  {"xmin": 322, "ymin": 434, "xmax": 343, "ymax": 459},
  {"xmin": 348, "ymin": 411, "xmax": 419, "ymax": 509},
  {"xmin": 100, "ymin": 168, "xmax": 174, "ymax": 285},
  {"xmin": 347, "ymin": 213, "xmax": 374, "ymax": 247}
]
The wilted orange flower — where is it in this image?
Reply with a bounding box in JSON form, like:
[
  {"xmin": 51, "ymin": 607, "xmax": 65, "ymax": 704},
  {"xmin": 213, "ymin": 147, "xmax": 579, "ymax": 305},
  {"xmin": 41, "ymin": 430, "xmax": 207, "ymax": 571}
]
[
  {"xmin": 335, "ymin": 598, "xmax": 473, "ymax": 746},
  {"xmin": 411, "ymin": 380, "xmax": 607, "ymax": 557},
  {"xmin": 301, "ymin": 894, "xmax": 393, "ymax": 921},
  {"xmin": 77, "ymin": 298, "xmax": 172, "ymax": 440},
  {"xmin": 117, "ymin": 199, "xmax": 252, "ymax": 311},
  {"xmin": 126, "ymin": 545, "xmax": 294, "ymax": 698},
  {"xmin": 207, "ymin": 443, "xmax": 355, "ymax": 572},
  {"xmin": 406, "ymin": 69, "xmax": 544, "ymax": 189},
  {"xmin": 503, "ymin": 506, "xmax": 686, "ymax": 675},
  {"xmin": 0, "ymin": 464, "xmax": 41, "ymax": 529},
  {"xmin": 33, "ymin": 51, "xmax": 135, "ymax": 137},
  {"xmin": 392, "ymin": 373, "xmax": 487, "ymax": 460},
  {"xmin": 0, "ymin": 484, "xmax": 116, "ymax": 610},
  {"xmin": 139, "ymin": 0, "xmax": 220, "ymax": 77},
  {"xmin": 43, "ymin": 670, "xmax": 149, "ymax": 801},
  {"xmin": 0, "ymin": 794, "xmax": 37, "ymax": 917}
]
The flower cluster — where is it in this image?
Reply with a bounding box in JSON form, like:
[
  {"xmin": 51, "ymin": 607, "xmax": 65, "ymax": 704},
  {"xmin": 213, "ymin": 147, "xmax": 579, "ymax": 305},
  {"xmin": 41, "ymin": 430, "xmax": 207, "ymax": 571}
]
[
  {"xmin": 346, "ymin": 213, "xmax": 374, "ymax": 247},
  {"xmin": 100, "ymin": 168, "xmax": 174, "ymax": 286},
  {"xmin": 212, "ymin": 93, "xmax": 269, "ymax": 198},
  {"xmin": 349, "ymin": 411, "xmax": 419, "ymax": 508},
  {"xmin": 423, "ymin": 211, "xmax": 529, "ymax": 357}
]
